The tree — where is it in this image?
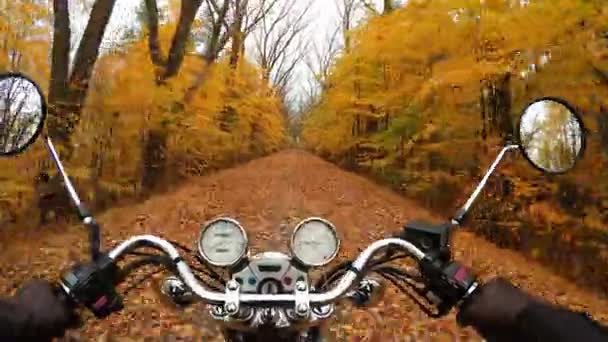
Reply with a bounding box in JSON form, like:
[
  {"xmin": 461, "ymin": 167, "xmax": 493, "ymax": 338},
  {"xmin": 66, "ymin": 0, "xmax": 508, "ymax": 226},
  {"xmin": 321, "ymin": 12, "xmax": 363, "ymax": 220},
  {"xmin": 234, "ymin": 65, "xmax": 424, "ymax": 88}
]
[
  {"xmin": 48, "ymin": 0, "xmax": 118, "ymax": 151},
  {"xmin": 252, "ymin": 0, "xmax": 311, "ymax": 105},
  {"xmin": 182, "ymin": 0, "xmax": 278, "ymax": 101},
  {"xmin": 143, "ymin": 0, "xmax": 205, "ymax": 83},
  {"xmin": 304, "ymin": 26, "xmax": 341, "ymax": 92},
  {"xmin": 336, "ymin": 0, "xmax": 360, "ymax": 53}
]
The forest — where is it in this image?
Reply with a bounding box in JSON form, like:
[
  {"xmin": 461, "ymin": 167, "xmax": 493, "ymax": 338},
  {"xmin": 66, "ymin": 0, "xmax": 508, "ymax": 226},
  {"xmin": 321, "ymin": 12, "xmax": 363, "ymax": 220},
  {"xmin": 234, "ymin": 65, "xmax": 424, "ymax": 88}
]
[
  {"xmin": 0, "ymin": 0, "xmax": 292, "ymax": 227},
  {"xmin": 1, "ymin": 0, "xmax": 608, "ymax": 338},
  {"xmin": 302, "ymin": 0, "xmax": 608, "ymax": 293}
]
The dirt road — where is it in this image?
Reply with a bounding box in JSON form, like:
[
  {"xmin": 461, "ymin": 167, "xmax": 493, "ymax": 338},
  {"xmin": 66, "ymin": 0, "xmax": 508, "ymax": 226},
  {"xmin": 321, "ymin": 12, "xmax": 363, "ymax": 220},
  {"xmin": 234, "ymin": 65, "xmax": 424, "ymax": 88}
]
[{"xmin": 1, "ymin": 150, "xmax": 607, "ymax": 341}]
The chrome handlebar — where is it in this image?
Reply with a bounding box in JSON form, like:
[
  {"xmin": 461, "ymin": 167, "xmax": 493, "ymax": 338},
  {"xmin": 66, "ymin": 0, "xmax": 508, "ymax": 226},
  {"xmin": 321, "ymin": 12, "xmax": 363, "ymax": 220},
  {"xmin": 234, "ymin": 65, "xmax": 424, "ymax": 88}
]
[{"xmin": 108, "ymin": 235, "xmax": 426, "ymax": 306}]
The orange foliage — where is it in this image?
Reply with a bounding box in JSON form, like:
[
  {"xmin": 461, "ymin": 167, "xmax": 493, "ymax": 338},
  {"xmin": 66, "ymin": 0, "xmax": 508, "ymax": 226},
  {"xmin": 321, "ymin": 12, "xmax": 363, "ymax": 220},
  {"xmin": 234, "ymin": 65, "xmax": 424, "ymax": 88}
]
[{"xmin": 0, "ymin": 4, "xmax": 287, "ymax": 226}]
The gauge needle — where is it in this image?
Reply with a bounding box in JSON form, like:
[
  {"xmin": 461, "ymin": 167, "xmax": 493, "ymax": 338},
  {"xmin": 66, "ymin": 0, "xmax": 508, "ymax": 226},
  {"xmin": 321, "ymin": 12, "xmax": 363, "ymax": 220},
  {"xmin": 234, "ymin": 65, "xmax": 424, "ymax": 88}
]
[
  {"xmin": 211, "ymin": 241, "xmax": 228, "ymax": 250},
  {"xmin": 302, "ymin": 240, "xmax": 319, "ymax": 246}
]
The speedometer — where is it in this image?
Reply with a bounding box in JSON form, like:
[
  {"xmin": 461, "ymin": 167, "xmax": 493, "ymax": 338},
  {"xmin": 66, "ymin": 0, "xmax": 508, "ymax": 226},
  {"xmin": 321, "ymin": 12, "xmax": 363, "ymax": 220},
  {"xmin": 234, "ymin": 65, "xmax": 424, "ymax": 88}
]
[
  {"xmin": 198, "ymin": 218, "xmax": 248, "ymax": 267},
  {"xmin": 291, "ymin": 217, "xmax": 340, "ymax": 267}
]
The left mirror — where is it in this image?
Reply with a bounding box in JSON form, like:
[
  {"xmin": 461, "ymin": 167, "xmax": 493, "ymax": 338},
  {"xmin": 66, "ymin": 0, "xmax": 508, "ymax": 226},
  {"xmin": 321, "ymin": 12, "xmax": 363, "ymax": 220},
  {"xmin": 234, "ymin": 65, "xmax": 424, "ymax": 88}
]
[{"xmin": 0, "ymin": 73, "xmax": 46, "ymax": 156}]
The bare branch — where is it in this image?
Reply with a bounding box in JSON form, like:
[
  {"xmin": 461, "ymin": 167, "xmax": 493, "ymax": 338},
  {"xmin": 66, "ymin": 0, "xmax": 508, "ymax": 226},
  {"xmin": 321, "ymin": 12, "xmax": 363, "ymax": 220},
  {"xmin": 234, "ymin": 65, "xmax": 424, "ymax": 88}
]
[
  {"xmin": 304, "ymin": 25, "xmax": 341, "ymax": 90},
  {"xmin": 358, "ymin": 0, "xmax": 379, "ymax": 14},
  {"xmin": 253, "ymin": 0, "xmax": 312, "ymax": 101}
]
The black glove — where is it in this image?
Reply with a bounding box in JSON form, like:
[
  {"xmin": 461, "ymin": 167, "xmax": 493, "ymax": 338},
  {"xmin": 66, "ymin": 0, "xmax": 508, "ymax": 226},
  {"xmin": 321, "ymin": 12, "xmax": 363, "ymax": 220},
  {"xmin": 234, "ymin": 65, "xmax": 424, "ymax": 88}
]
[
  {"xmin": 456, "ymin": 278, "xmax": 538, "ymax": 340},
  {"xmin": 14, "ymin": 279, "xmax": 78, "ymax": 341}
]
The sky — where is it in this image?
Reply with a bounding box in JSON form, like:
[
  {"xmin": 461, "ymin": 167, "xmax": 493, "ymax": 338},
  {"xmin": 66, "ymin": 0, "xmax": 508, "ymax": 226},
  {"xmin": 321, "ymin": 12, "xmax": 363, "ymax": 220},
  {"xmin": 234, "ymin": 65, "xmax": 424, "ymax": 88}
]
[{"xmin": 68, "ymin": 0, "xmax": 387, "ymax": 105}]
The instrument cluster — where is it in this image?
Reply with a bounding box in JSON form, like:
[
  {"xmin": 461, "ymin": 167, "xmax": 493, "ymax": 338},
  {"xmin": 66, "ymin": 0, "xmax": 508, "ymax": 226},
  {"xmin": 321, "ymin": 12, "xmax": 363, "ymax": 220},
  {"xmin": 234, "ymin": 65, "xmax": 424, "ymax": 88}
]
[{"xmin": 197, "ymin": 217, "xmax": 340, "ymax": 269}]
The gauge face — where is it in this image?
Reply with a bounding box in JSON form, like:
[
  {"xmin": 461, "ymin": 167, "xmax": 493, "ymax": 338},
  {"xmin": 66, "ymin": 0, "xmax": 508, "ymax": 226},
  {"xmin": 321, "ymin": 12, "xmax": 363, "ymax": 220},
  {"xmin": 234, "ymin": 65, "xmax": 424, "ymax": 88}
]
[
  {"xmin": 291, "ymin": 218, "xmax": 340, "ymax": 267},
  {"xmin": 198, "ymin": 218, "xmax": 248, "ymax": 267}
]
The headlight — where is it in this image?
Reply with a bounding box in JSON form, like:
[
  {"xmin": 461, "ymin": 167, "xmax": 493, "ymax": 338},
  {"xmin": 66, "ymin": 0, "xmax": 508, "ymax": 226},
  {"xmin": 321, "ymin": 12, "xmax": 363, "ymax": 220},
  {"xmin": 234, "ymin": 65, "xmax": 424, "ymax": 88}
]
[
  {"xmin": 291, "ymin": 217, "xmax": 340, "ymax": 267},
  {"xmin": 198, "ymin": 217, "xmax": 248, "ymax": 267}
]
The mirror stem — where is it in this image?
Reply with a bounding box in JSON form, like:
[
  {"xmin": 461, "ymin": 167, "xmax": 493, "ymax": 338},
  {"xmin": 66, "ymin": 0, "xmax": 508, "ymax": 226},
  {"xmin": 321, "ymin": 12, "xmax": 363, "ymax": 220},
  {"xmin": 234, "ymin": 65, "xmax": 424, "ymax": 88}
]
[
  {"xmin": 451, "ymin": 144, "xmax": 519, "ymax": 226},
  {"xmin": 45, "ymin": 136, "xmax": 101, "ymax": 261}
]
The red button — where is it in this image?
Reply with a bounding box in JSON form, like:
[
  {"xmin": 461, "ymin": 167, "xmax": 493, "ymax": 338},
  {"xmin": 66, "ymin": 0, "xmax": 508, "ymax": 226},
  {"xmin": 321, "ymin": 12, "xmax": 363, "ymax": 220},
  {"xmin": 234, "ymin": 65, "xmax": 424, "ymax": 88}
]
[
  {"xmin": 454, "ymin": 267, "xmax": 468, "ymax": 283},
  {"xmin": 94, "ymin": 296, "xmax": 108, "ymax": 309}
]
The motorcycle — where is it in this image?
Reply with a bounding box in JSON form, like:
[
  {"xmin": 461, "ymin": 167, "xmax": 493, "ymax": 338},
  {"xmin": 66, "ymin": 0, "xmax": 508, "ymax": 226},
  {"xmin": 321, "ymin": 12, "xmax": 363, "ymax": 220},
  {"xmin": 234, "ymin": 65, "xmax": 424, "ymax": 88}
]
[{"xmin": 0, "ymin": 72, "xmax": 587, "ymax": 341}]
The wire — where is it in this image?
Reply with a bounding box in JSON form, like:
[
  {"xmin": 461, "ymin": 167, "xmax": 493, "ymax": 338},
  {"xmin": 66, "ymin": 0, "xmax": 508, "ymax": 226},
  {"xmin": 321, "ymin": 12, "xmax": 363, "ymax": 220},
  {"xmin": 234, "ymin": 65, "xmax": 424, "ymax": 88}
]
[
  {"xmin": 373, "ymin": 265, "xmax": 422, "ymax": 283},
  {"xmin": 122, "ymin": 252, "xmax": 225, "ymax": 290},
  {"xmin": 375, "ymin": 269, "xmax": 437, "ymax": 317},
  {"xmin": 194, "ymin": 254, "xmax": 226, "ymax": 287},
  {"xmin": 315, "ymin": 261, "xmax": 351, "ymax": 290},
  {"xmin": 128, "ymin": 237, "xmax": 227, "ymax": 288},
  {"xmin": 369, "ymin": 252, "xmax": 410, "ymax": 269},
  {"xmin": 166, "ymin": 239, "xmax": 195, "ymax": 254}
]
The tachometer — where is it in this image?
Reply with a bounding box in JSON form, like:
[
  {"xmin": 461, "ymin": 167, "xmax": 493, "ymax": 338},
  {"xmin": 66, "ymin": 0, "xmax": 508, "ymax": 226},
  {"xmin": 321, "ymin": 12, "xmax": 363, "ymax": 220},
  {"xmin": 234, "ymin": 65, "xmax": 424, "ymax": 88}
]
[
  {"xmin": 198, "ymin": 218, "xmax": 248, "ymax": 267},
  {"xmin": 291, "ymin": 217, "xmax": 340, "ymax": 267}
]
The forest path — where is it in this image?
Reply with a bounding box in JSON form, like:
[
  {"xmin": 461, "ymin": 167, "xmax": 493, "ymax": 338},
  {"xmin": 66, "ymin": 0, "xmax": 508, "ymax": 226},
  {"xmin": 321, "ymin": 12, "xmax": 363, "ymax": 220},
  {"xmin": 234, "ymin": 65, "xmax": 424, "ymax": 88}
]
[{"xmin": 1, "ymin": 149, "xmax": 607, "ymax": 341}]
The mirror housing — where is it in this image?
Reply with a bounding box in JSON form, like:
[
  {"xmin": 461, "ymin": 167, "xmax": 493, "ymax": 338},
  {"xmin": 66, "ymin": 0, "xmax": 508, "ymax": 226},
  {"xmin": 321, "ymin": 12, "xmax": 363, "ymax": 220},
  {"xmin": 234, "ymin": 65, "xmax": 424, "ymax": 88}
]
[
  {"xmin": 517, "ymin": 97, "xmax": 586, "ymax": 174},
  {"xmin": 0, "ymin": 73, "xmax": 47, "ymax": 156}
]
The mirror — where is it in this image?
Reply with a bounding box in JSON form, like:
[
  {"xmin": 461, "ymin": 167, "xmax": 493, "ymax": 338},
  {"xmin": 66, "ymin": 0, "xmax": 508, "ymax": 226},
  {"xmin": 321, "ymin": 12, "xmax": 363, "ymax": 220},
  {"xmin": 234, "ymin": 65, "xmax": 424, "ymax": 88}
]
[
  {"xmin": 519, "ymin": 98, "xmax": 585, "ymax": 174},
  {"xmin": 0, "ymin": 73, "xmax": 46, "ymax": 156}
]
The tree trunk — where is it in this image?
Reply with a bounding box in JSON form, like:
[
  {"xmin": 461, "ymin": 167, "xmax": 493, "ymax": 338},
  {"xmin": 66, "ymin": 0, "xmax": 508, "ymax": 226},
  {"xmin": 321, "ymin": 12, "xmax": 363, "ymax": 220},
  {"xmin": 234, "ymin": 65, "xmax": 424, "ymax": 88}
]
[
  {"xmin": 48, "ymin": 0, "xmax": 117, "ymax": 152},
  {"xmin": 230, "ymin": 0, "xmax": 245, "ymax": 68},
  {"xmin": 161, "ymin": 0, "xmax": 204, "ymax": 81},
  {"xmin": 383, "ymin": 0, "xmax": 393, "ymax": 14},
  {"xmin": 144, "ymin": 0, "xmax": 166, "ymax": 68},
  {"xmin": 48, "ymin": 0, "xmax": 71, "ymax": 143},
  {"xmin": 181, "ymin": 0, "xmax": 228, "ymax": 102},
  {"xmin": 480, "ymin": 73, "xmax": 513, "ymax": 139},
  {"xmin": 598, "ymin": 106, "xmax": 608, "ymax": 155},
  {"xmin": 141, "ymin": 129, "xmax": 168, "ymax": 192}
]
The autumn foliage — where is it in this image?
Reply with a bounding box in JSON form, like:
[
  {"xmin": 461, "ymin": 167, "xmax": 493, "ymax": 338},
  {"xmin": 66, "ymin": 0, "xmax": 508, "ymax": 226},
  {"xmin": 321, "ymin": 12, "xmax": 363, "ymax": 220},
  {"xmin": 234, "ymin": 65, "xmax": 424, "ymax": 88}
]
[
  {"xmin": 303, "ymin": 0, "xmax": 608, "ymax": 292},
  {"xmin": 0, "ymin": 0, "xmax": 287, "ymax": 227}
]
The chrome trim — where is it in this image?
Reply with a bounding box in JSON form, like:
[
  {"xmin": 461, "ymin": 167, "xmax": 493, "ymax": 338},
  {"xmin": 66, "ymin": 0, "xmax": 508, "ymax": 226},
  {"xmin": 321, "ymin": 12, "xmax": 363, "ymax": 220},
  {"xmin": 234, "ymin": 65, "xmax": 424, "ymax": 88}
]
[
  {"xmin": 457, "ymin": 144, "xmax": 519, "ymax": 217},
  {"xmin": 45, "ymin": 137, "xmax": 82, "ymax": 207},
  {"xmin": 108, "ymin": 236, "xmax": 424, "ymax": 306},
  {"xmin": 197, "ymin": 217, "xmax": 249, "ymax": 267},
  {"xmin": 290, "ymin": 217, "xmax": 341, "ymax": 267},
  {"xmin": 463, "ymin": 282, "xmax": 479, "ymax": 300}
]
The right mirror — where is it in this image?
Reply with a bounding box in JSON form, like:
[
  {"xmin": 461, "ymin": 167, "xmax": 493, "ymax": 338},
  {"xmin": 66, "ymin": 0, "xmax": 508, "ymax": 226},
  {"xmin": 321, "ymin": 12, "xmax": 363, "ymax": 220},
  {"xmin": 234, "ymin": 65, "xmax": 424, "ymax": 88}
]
[{"xmin": 519, "ymin": 98, "xmax": 585, "ymax": 174}]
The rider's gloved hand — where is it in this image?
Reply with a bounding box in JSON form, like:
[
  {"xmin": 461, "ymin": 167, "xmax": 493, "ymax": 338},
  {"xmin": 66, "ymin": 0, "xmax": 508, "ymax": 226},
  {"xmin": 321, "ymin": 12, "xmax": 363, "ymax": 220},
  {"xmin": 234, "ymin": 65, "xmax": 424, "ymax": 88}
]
[
  {"xmin": 456, "ymin": 277, "xmax": 537, "ymax": 340},
  {"xmin": 15, "ymin": 279, "xmax": 77, "ymax": 341}
]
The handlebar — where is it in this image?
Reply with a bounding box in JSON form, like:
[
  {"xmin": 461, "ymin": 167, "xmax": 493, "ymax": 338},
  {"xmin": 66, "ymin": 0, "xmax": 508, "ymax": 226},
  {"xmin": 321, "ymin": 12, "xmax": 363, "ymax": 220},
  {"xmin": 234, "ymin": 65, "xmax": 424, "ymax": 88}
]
[{"xmin": 107, "ymin": 235, "xmax": 427, "ymax": 306}]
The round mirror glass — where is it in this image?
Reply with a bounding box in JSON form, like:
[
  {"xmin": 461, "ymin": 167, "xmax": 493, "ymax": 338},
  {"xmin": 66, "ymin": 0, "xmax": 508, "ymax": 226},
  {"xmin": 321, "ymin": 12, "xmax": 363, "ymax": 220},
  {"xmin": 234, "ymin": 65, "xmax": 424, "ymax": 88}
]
[
  {"xmin": 0, "ymin": 73, "xmax": 46, "ymax": 156},
  {"xmin": 519, "ymin": 98, "xmax": 585, "ymax": 174}
]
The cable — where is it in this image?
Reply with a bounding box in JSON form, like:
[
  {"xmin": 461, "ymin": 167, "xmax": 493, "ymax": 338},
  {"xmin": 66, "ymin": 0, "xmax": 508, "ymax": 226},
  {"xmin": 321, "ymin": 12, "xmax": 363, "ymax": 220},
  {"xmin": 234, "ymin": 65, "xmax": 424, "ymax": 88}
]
[
  {"xmin": 369, "ymin": 252, "xmax": 410, "ymax": 269},
  {"xmin": 194, "ymin": 254, "xmax": 226, "ymax": 287},
  {"xmin": 376, "ymin": 269, "xmax": 437, "ymax": 317},
  {"xmin": 315, "ymin": 260, "xmax": 352, "ymax": 290},
  {"xmin": 121, "ymin": 253, "xmax": 224, "ymax": 290},
  {"xmin": 166, "ymin": 239, "xmax": 194, "ymax": 254},
  {"xmin": 373, "ymin": 265, "xmax": 422, "ymax": 283}
]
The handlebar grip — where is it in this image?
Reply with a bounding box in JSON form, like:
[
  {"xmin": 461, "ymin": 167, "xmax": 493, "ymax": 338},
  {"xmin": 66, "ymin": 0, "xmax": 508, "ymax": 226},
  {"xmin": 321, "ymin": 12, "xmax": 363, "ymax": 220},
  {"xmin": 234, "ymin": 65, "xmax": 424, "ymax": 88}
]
[
  {"xmin": 53, "ymin": 283, "xmax": 75, "ymax": 309},
  {"xmin": 53, "ymin": 283, "xmax": 84, "ymax": 330}
]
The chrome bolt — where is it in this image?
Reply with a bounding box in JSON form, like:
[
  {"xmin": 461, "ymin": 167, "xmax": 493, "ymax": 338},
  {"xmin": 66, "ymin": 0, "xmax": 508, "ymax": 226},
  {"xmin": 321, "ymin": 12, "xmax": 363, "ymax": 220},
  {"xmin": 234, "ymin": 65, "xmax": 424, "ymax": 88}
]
[
  {"xmin": 296, "ymin": 303, "xmax": 308, "ymax": 314},
  {"xmin": 227, "ymin": 281, "xmax": 239, "ymax": 291},
  {"xmin": 295, "ymin": 281, "xmax": 307, "ymax": 291},
  {"xmin": 225, "ymin": 302, "xmax": 238, "ymax": 314}
]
